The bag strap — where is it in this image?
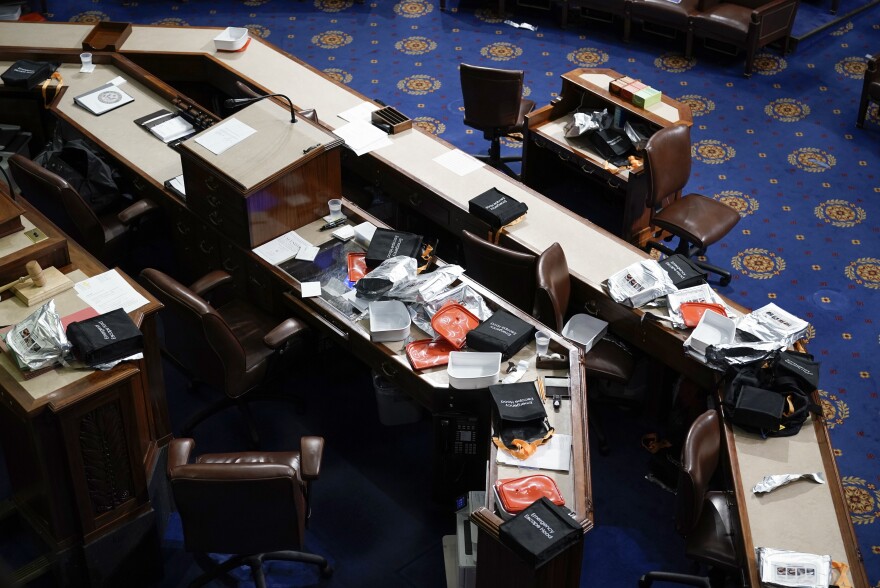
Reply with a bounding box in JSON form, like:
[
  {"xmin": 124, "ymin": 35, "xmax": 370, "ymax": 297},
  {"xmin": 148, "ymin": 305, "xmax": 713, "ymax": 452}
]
[
  {"xmin": 41, "ymin": 71, "xmax": 63, "ymax": 108},
  {"xmin": 492, "ymin": 427, "xmax": 555, "ymax": 460}
]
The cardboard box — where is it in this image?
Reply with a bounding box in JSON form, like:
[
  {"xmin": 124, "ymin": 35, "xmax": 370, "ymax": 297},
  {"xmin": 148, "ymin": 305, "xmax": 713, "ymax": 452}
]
[
  {"xmin": 619, "ymin": 81, "xmax": 647, "ymax": 102},
  {"xmin": 633, "ymin": 87, "xmax": 662, "ymax": 108}
]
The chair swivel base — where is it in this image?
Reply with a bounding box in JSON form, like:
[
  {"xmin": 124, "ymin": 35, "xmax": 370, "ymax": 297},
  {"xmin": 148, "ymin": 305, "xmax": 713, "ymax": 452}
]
[
  {"xmin": 472, "ymin": 152, "xmax": 523, "ymax": 179},
  {"xmin": 191, "ymin": 550, "xmax": 333, "ymax": 588}
]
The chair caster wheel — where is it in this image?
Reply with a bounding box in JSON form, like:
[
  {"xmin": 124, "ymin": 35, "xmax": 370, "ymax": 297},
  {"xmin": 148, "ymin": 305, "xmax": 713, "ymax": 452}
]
[
  {"xmin": 320, "ymin": 563, "xmax": 334, "ymax": 578},
  {"xmin": 719, "ymin": 276, "xmax": 731, "ymax": 287}
]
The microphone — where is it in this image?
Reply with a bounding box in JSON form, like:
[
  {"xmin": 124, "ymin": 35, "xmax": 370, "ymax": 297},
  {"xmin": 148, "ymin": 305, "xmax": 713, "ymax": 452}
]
[{"xmin": 224, "ymin": 93, "xmax": 297, "ymax": 123}]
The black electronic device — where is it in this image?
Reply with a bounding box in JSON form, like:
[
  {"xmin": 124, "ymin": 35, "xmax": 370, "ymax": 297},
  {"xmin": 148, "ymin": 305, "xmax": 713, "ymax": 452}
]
[
  {"xmin": 224, "ymin": 93, "xmax": 297, "ymax": 123},
  {"xmin": 433, "ymin": 412, "xmax": 489, "ymax": 505}
]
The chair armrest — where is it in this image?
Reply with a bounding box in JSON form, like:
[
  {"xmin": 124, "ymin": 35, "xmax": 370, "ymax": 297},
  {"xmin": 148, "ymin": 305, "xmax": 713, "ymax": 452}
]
[
  {"xmin": 188, "ymin": 270, "xmax": 234, "ymax": 298},
  {"xmin": 299, "ymin": 436, "xmax": 324, "ymax": 480},
  {"xmin": 264, "ymin": 318, "xmax": 303, "ymax": 349},
  {"xmin": 867, "ymin": 54, "xmax": 879, "ymax": 81},
  {"xmin": 749, "ymin": 0, "xmax": 798, "ymax": 23},
  {"xmin": 167, "ymin": 438, "xmax": 195, "ymax": 476},
  {"xmin": 117, "ymin": 198, "xmax": 159, "ymax": 224}
]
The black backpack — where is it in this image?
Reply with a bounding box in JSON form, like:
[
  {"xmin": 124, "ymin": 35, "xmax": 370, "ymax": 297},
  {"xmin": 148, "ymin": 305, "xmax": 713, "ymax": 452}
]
[{"xmin": 722, "ymin": 351, "xmax": 821, "ymax": 438}]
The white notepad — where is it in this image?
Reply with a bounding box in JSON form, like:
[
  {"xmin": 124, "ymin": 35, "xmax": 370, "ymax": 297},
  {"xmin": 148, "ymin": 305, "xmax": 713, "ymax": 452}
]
[{"xmin": 74, "ymin": 82, "xmax": 134, "ymax": 116}]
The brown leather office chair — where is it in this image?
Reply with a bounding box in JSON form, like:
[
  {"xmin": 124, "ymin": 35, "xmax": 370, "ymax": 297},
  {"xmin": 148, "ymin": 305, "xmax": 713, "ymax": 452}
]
[
  {"xmin": 140, "ymin": 268, "xmax": 309, "ymax": 447},
  {"xmin": 168, "ymin": 437, "xmax": 332, "ymax": 586},
  {"xmin": 8, "ymin": 153, "xmax": 158, "ymax": 266},
  {"xmin": 639, "ymin": 409, "xmax": 740, "ymax": 587},
  {"xmin": 459, "ymin": 64, "xmax": 535, "ymax": 178},
  {"xmin": 628, "ymin": 0, "xmax": 697, "ymax": 56},
  {"xmin": 644, "ymin": 124, "xmax": 740, "ymax": 286},
  {"xmin": 857, "ymin": 53, "xmax": 880, "ymax": 128},
  {"xmin": 535, "ymin": 242, "xmax": 636, "ymax": 455},
  {"xmin": 460, "ymin": 229, "xmax": 539, "ymax": 314},
  {"xmin": 689, "ymin": 0, "xmax": 799, "ymax": 77}
]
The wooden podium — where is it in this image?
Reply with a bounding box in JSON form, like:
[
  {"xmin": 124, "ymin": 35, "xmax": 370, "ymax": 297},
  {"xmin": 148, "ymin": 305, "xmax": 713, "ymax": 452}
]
[{"xmin": 178, "ymin": 99, "xmax": 345, "ymax": 248}]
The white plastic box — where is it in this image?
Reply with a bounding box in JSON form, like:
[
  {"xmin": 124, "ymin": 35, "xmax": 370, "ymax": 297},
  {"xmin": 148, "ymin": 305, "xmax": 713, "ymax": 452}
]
[
  {"xmin": 686, "ymin": 310, "xmax": 735, "ymax": 355},
  {"xmin": 447, "ymin": 352, "xmax": 501, "ymax": 389},
  {"xmin": 562, "ymin": 313, "xmax": 608, "ymax": 353},
  {"xmin": 213, "ymin": 27, "xmax": 249, "ymax": 51},
  {"xmin": 369, "ymin": 300, "xmax": 411, "ymax": 342}
]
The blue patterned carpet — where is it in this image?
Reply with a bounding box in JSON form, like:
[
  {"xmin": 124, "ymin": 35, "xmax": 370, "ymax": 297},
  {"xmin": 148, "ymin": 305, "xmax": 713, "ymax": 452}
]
[{"xmin": 28, "ymin": 0, "xmax": 880, "ymax": 585}]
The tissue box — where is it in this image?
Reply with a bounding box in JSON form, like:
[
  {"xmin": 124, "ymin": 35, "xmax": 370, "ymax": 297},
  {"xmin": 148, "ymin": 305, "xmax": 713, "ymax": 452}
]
[
  {"xmin": 608, "ymin": 76, "xmax": 635, "ymax": 95},
  {"xmin": 619, "ymin": 81, "xmax": 646, "ymax": 102},
  {"xmin": 633, "ymin": 87, "xmax": 662, "ymax": 108}
]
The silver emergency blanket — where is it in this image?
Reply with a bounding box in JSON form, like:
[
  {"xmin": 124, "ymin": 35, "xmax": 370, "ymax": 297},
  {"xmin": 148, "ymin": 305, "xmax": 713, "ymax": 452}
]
[
  {"xmin": 756, "ymin": 547, "xmax": 831, "ymax": 587},
  {"xmin": 752, "ymin": 472, "xmax": 825, "ymax": 495},
  {"xmin": 408, "ymin": 283, "xmax": 492, "ymax": 338},
  {"xmin": 4, "ymin": 300, "xmax": 71, "ymax": 371},
  {"xmin": 665, "ymin": 284, "xmax": 728, "ymax": 329},
  {"xmin": 604, "ymin": 259, "xmax": 677, "ymax": 308},
  {"xmin": 386, "ymin": 264, "xmax": 464, "ymax": 302},
  {"xmin": 563, "ymin": 109, "xmax": 608, "ymax": 138},
  {"xmin": 736, "ymin": 302, "xmax": 809, "ymax": 349}
]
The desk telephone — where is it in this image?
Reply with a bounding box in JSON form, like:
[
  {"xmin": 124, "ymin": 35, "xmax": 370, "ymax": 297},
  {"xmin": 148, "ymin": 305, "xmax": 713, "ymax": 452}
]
[{"xmin": 440, "ymin": 414, "xmax": 479, "ymax": 456}]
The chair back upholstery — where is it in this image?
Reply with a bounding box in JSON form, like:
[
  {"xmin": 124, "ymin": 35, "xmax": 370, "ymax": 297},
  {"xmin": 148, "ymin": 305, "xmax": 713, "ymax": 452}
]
[
  {"xmin": 460, "ymin": 230, "xmax": 538, "ymax": 314},
  {"xmin": 675, "ymin": 409, "xmax": 721, "ymax": 537},
  {"xmin": 9, "ymin": 153, "xmax": 106, "ymax": 256},
  {"xmin": 460, "ymin": 64, "xmax": 526, "ymax": 134},
  {"xmin": 644, "ymin": 125, "xmax": 692, "ymax": 210},
  {"xmin": 140, "ymin": 268, "xmax": 246, "ymax": 398},
  {"xmin": 167, "ymin": 439, "xmax": 305, "ymax": 555},
  {"xmin": 535, "ymin": 242, "xmax": 570, "ymax": 332}
]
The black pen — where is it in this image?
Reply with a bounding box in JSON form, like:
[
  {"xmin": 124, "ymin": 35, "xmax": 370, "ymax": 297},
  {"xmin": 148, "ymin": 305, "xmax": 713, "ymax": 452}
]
[
  {"xmin": 319, "ymin": 218, "xmax": 347, "ymax": 231},
  {"xmin": 303, "ymin": 143, "xmax": 321, "ymax": 154}
]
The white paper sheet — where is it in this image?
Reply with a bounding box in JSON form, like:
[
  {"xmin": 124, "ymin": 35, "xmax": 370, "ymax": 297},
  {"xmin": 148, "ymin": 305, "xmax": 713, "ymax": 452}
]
[
  {"xmin": 333, "ymin": 120, "xmax": 393, "ymax": 156},
  {"xmin": 252, "ymin": 230, "xmax": 314, "ymax": 265},
  {"xmin": 337, "ymin": 101, "xmax": 380, "ymax": 123},
  {"xmin": 433, "ymin": 149, "xmax": 484, "ymax": 176},
  {"xmin": 301, "ymin": 282, "xmax": 322, "ymax": 298},
  {"xmin": 496, "ymin": 433, "xmax": 572, "ymax": 472},
  {"xmin": 332, "ymin": 225, "xmax": 355, "ymax": 241},
  {"xmin": 195, "ymin": 118, "xmax": 257, "ymax": 155},
  {"xmin": 295, "ymin": 245, "xmax": 320, "ymax": 262},
  {"xmin": 73, "ymin": 269, "xmax": 149, "ymax": 314}
]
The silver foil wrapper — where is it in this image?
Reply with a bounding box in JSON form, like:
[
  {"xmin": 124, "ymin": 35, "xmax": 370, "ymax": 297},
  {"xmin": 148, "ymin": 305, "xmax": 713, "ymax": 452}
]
[
  {"xmin": 408, "ymin": 283, "xmax": 492, "ymax": 338},
  {"xmin": 4, "ymin": 300, "xmax": 72, "ymax": 371},
  {"xmin": 752, "ymin": 472, "xmax": 825, "ymax": 495}
]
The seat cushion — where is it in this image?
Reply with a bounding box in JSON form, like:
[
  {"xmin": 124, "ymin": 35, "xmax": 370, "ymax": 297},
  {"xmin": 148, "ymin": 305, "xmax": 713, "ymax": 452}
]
[
  {"xmin": 691, "ymin": 3, "xmax": 751, "ymax": 41},
  {"xmin": 684, "ymin": 490, "xmax": 739, "ymax": 570},
  {"xmin": 653, "ymin": 193, "xmax": 740, "ymax": 249},
  {"xmin": 630, "ymin": 0, "xmax": 699, "ymax": 27},
  {"xmin": 584, "ymin": 338, "xmax": 634, "ymax": 383},
  {"xmin": 99, "ymin": 212, "xmax": 128, "ymax": 246},
  {"xmin": 216, "ymin": 299, "xmax": 301, "ymax": 381}
]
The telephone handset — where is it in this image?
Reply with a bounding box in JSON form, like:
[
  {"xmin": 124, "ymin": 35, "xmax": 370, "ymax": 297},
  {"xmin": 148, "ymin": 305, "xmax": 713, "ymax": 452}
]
[{"xmin": 439, "ymin": 415, "xmax": 478, "ymax": 456}]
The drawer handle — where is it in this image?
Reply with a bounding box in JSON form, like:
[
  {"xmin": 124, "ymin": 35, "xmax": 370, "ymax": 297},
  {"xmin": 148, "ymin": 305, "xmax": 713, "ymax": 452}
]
[
  {"xmin": 533, "ymin": 137, "xmax": 546, "ymax": 148},
  {"xmin": 205, "ymin": 175, "xmax": 219, "ymax": 192},
  {"xmin": 175, "ymin": 221, "xmax": 191, "ymax": 235},
  {"xmin": 409, "ymin": 192, "xmax": 422, "ymax": 207},
  {"xmin": 222, "ymin": 258, "xmax": 239, "ymax": 273},
  {"xmin": 208, "ymin": 210, "xmax": 223, "ymax": 226},
  {"xmin": 207, "ymin": 194, "xmax": 220, "ymax": 207},
  {"xmin": 607, "ymin": 178, "xmax": 621, "ymax": 189},
  {"xmin": 580, "ymin": 164, "xmax": 595, "ymax": 174},
  {"xmin": 132, "ymin": 176, "xmax": 145, "ymax": 191},
  {"xmin": 199, "ymin": 240, "xmax": 214, "ymax": 254}
]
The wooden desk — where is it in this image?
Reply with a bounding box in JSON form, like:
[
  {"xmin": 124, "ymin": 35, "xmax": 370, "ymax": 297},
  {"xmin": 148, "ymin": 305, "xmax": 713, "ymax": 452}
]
[
  {"xmin": 0, "ymin": 22, "xmax": 866, "ymax": 586},
  {"xmin": 524, "ymin": 68, "xmax": 692, "ymax": 247},
  {"xmin": 0, "ymin": 192, "xmax": 170, "ymax": 586},
  {"xmin": 725, "ymin": 406, "xmax": 868, "ymax": 587}
]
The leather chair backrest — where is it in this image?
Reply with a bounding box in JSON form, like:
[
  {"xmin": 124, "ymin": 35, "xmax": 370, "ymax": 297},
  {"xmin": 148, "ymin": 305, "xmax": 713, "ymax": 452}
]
[
  {"xmin": 140, "ymin": 268, "xmax": 246, "ymax": 398},
  {"xmin": 460, "ymin": 230, "xmax": 538, "ymax": 314},
  {"xmin": 675, "ymin": 409, "xmax": 721, "ymax": 537},
  {"xmin": 644, "ymin": 125, "xmax": 692, "ymax": 210},
  {"xmin": 9, "ymin": 154, "xmax": 106, "ymax": 256},
  {"xmin": 535, "ymin": 242, "xmax": 571, "ymax": 332},
  {"xmin": 460, "ymin": 63, "xmax": 525, "ymax": 133},
  {"xmin": 169, "ymin": 459, "xmax": 305, "ymax": 554}
]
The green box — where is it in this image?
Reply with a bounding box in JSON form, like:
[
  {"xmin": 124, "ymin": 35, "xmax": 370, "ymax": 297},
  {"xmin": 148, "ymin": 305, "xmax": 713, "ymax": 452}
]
[{"xmin": 633, "ymin": 87, "xmax": 662, "ymax": 108}]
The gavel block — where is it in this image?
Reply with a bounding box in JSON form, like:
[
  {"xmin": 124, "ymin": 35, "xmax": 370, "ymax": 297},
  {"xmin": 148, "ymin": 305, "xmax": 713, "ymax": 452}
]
[{"xmin": 13, "ymin": 266, "xmax": 75, "ymax": 307}]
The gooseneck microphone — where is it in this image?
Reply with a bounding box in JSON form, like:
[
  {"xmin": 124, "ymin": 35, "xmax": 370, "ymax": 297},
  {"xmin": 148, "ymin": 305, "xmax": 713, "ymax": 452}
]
[{"xmin": 223, "ymin": 93, "xmax": 297, "ymax": 123}]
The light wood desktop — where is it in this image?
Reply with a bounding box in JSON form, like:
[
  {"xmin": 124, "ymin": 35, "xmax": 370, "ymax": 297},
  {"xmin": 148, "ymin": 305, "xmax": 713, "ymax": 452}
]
[{"xmin": 0, "ymin": 21, "xmax": 866, "ymax": 587}]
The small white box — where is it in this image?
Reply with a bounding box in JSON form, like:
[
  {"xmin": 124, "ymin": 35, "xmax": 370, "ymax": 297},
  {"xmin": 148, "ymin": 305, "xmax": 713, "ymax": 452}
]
[
  {"xmin": 213, "ymin": 27, "xmax": 249, "ymax": 51},
  {"xmin": 686, "ymin": 310, "xmax": 735, "ymax": 355},
  {"xmin": 447, "ymin": 352, "xmax": 501, "ymax": 389},
  {"xmin": 562, "ymin": 313, "xmax": 608, "ymax": 353},
  {"xmin": 353, "ymin": 221, "xmax": 377, "ymax": 248},
  {"xmin": 369, "ymin": 300, "xmax": 411, "ymax": 342}
]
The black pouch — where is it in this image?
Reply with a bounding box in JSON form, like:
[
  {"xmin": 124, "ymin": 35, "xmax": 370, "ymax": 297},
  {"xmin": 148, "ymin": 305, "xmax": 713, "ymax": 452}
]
[
  {"xmin": 733, "ymin": 385, "xmax": 785, "ymax": 431},
  {"xmin": 364, "ymin": 228, "xmax": 423, "ymax": 269},
  {"xmin": 659, "ymin": 254, "xmax": 708, "ymax": 289},
  {"xmin": 468, "ymin": 188, "xmax": 528, "ymax": 230},
  {"xmin": 66, "ymin": 308, "xmax": 143, "ymax": 367},
  {"xmin": 490, "ymin": 382, "xmax": 551, "ymax": 449},
  {"xmin": 772, "ymin": 350, "xmax": 820, "ymax": 392},
  {"xmin": 466, "ymin": 309, "xmax": 535, "ymax": 359},
  {"xmin": 1, "ymin": 60, "xmax": 53, "ymax": 90},
  {"xmin": 589, "ymin": 128, "xmax": 632, "ymax": 165},
  {"xmin": 499, "ymin": 497, "xmax": 582, "ymax": 568}
]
